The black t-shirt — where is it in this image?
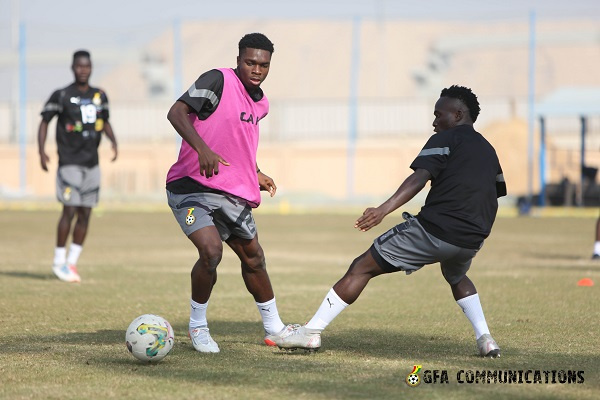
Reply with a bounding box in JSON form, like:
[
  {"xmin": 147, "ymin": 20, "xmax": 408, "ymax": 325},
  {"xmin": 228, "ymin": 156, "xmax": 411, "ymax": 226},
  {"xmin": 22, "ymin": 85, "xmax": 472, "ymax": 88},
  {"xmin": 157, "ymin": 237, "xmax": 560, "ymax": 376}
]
[
  {"xmin": 41, "ymin": 83, "xmax": 110, "ymax": 167},
  {"xmin": 178, "ymin": 68, "xmax": 264, "ymax": 120},
  {"xmin": 410, "ymin": 124, "xmax": 507, "ymax": 249},
  {"xmin": 166, "ymin": 68, "xmax": 264, "ymax": 194}
]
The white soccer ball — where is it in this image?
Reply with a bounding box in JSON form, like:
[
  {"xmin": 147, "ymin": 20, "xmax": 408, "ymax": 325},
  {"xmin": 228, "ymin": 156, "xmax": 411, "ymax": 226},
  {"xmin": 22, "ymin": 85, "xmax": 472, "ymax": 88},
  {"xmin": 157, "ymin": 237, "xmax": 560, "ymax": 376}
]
[{"xmin": 125, "ymin": 314, "xmax": 174, "ymax": 363}]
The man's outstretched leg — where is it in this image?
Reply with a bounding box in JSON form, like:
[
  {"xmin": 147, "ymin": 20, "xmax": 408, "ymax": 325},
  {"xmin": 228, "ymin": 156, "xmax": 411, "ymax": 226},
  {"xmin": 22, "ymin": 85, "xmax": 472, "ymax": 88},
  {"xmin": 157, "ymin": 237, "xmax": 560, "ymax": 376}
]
[
  {"xmin": 273, "ymin": 249, "xmax": 387, "ymax": 351},
  {"xmin": 451, "ymin": 275, "xmax": 500, "ymax": 358}
]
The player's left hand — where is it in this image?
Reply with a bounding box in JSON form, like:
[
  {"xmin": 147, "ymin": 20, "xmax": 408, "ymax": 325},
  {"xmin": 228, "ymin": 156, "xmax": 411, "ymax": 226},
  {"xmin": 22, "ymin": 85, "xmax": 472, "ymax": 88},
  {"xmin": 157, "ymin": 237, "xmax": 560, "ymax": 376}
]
[
  {"xmin": 355, "ymin": 207, "xmax": 385, "ymax": 232},
  {"xmin": 258, "ymin": 171, "xmax": 277, "ymax": 197}
]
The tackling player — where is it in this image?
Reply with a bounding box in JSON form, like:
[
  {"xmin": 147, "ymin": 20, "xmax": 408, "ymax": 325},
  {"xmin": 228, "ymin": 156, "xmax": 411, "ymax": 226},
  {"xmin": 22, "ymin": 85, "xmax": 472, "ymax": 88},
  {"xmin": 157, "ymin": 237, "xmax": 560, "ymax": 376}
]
[{"xmin": 273, "ymin": 85, "xmax": 506, "ymax": 358}]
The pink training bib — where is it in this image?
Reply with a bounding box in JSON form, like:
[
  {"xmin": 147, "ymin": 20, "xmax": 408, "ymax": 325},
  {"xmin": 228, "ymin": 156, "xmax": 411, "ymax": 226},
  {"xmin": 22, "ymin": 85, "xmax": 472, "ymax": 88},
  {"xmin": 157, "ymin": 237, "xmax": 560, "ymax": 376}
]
[{"xmin": 167, "ymin": 68, "xmax": 269, "ymax": 207}]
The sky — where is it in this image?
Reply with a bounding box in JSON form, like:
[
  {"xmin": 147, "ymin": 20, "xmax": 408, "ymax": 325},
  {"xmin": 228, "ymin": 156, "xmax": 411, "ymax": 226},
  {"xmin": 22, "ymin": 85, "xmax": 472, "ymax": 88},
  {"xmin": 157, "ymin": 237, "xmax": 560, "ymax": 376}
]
[
  {"xmin": 2, "ymin": 0, "xmax": 600, "ymax": 49},
  {"xmin": 8, "ymin": 0, "xmax": 600, "ymax": 23},
  {"xmin": 0, "ymin": 0, "xmax": 599, "ymax": 101}
]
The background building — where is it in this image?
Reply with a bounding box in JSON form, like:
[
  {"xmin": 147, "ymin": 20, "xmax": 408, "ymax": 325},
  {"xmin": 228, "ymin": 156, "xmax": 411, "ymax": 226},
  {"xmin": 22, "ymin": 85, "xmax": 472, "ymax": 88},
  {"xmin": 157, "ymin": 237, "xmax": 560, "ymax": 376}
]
[{"xmin": 1, "ymin": 0, "xmax": 599, "ymax": 207}]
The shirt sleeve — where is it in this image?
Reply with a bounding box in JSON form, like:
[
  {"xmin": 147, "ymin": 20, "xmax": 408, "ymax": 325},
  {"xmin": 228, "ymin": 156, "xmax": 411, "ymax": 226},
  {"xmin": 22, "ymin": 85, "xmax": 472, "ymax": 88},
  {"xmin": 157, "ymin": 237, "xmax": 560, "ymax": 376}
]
[
  {"xmin": 496, "ymin": 164, "xmax": 507, "ymax": 198},
  {"xmin": 178, "ymin": 69, "xmax": 224, "ymax": 120},
  {"xmin": 40, "ymin": 90, "xmax": 62, "ymax": 122},
  {"xmin": 409, "ymin": 133, "xmax": 451, "ymax": 179}
]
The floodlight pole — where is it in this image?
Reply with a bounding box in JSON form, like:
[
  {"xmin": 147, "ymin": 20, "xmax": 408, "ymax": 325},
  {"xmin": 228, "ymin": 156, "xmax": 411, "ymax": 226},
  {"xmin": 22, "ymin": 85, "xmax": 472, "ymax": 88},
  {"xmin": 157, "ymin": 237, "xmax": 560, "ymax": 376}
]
[
  {"xmin": 539, "ymin": 116, "xmax": 546, "ymax": 206},
  {"xmin": 580, "ymin": 115, "xmax": 587, "ymax": 206},
  {"xmin": 526, "ymin": 10, "xmax": 536, "ymax": 210},
  {"xmin": 173, "ymin": 18, "xmax": 183, "ymax": 151},
  {"xmin": 347, "ymin": 16, "xmax": 361, "ymax": 200},
  {"xmin": 10, "ymin": 0, "xmax": 19, "ymax": 144},
  {"xmin": 173, "ymin": 18, "xmax": 182, "ymax": 100},
  {"xmin": 19, "ymin": 21, "xmax": 27, "ymax": 195}
]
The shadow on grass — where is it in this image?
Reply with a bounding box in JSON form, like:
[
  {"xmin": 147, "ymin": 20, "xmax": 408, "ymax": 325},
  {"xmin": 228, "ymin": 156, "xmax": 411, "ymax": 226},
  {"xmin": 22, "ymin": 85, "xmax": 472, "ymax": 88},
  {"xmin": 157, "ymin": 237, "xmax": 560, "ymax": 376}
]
[
  {"xmin": 522, "ymin": 260, "xmax": 600, "ymax": 272},
  {"xmin": 0, "ymin": 270, "xmax": 53, "ymax": 280},
  {"xmin": 110, "ymin": 325, "xmax": 600, "ymax": 397},
  {"xmin": 5, "ymin": 329, "xmax": 123, "ymax": 350},
  {"xmin": 9, "ymin": 321, "xmax": 598, "ymax": 398},
  {"xmin": 526, "ymin": 251, "xmax": 597, "ymax": 262},
  {"xmin": 16, "ymin": 320, "xmax": 599, "ymax": 363}
]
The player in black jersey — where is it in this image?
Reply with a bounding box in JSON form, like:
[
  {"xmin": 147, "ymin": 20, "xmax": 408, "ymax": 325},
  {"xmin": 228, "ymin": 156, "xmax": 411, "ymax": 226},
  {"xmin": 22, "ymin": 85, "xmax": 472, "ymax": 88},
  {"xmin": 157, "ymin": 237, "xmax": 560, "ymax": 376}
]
[
  {"xmin": 37, "ymin": 50, "xmax": 118, "ymax": 283},
  {"xmin": 273, "ymin": 85, "xmax": 506, "ymax": 357}
]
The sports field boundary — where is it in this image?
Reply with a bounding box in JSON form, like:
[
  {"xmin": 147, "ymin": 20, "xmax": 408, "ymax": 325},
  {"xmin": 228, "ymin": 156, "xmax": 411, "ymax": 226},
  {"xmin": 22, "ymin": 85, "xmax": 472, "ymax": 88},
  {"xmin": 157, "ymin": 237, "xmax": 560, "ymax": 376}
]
[{"xmin": 0, "ymin": 199, "xmax": 597, "ymax": 218}]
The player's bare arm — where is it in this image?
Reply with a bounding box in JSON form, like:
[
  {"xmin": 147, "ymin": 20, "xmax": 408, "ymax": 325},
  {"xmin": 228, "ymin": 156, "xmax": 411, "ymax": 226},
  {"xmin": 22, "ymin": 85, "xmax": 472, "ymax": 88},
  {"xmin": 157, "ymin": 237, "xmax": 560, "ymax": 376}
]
[
  {"xmin": 103, "ymin": 121, "xmax": 118, "ymax": 162},
  {"xmin": 37, "ymin": 119, "xmax": 50, "ymax": 171},
  {"xmin": 355, "ymin": 168, "xmax": 431, "ymax": 232},
  {"xmin": 167, "ymin": 101, "xmax": 230, "ymax": 178}
]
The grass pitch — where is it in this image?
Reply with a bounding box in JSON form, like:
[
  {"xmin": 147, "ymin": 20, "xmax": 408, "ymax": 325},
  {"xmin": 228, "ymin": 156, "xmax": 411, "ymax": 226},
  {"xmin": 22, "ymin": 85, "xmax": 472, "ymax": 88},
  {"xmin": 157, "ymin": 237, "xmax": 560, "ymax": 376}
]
[{"xmin": 0, "ymin": 208, "xmax": 598, "ymax": 399}]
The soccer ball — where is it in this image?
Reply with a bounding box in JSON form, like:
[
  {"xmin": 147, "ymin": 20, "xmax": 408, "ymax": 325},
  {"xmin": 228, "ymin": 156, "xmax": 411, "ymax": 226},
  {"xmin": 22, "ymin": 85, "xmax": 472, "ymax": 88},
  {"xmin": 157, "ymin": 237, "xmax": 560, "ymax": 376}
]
[{"xmin": 125, "ymin": 314, "xmax": 174, "ymax": 363}]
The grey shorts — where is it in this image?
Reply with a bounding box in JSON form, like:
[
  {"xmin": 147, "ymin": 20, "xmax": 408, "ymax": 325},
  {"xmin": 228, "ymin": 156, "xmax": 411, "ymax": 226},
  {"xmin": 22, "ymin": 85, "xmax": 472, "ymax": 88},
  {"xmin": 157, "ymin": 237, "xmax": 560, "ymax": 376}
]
[
  {"xmin": 56, "ymin": 165, "xmax": 100, "ymax": 207},
  {"xmin": 166, "ymin": 190, "xmax": 257, "ymax": 241},
  {"xmin": 371, "ymin": 213, "xmax": 480, "ymax": 285}
]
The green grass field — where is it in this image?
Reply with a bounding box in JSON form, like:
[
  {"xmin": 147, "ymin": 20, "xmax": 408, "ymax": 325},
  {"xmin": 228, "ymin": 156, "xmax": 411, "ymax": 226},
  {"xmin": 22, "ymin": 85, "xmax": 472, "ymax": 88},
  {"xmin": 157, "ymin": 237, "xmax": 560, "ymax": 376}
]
[{"xmin": 0, "ymin": 209, "xmax": 598, "ymax": 399}]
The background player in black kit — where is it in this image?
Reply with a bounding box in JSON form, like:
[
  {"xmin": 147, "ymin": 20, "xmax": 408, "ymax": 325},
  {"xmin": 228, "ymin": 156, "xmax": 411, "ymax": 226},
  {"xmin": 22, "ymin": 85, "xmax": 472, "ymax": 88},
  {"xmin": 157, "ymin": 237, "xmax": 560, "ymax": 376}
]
[
  {"xmin": 273, "ymin": 85, "xmax": 506, "ymax": 357},
  {"xmin": 38, "ymin": 50, "xmax": 118, "ymax": 283}
]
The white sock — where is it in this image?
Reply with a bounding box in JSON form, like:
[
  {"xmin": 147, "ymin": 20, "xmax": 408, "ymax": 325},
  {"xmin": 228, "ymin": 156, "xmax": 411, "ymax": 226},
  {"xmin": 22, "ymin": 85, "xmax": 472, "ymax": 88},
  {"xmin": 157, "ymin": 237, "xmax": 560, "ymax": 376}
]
[
  {"xmin": 190, "ymin": 299, "xmax": 208, "ymax": 329},
  {"xmin": 456, "ymin": 293, "xmax": 490, "ymax": 339},
  {"xmin": 305, "ymin": 288, "xmax": 349, "ymax": 331},
  {"xmin": 256, "ymin": 298, "xmax": 285, "ymax": 335},
  {"xmin": 594, "ymin": 241, "xmax": 600, "ymax": 255},
  {"xmin": 66, "ymin": 243, "xmax": 83, "ymax": 266},
  {"xmin": 53, "ymin": 247, "xmax": 67, "ymax": 266}
]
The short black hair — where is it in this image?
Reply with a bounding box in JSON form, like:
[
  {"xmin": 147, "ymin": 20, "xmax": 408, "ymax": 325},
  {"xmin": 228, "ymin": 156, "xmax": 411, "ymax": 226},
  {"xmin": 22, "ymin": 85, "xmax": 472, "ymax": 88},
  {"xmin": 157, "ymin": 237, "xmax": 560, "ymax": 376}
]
[
  {"xmin": 440, "ymin": 85, "xmax": 480, "ymax": 122},
  {"xmin": 238, "ymin": 33, "xmax": 274, "ymax": 55},
  {"xmin": 73, "ymin": 49, "xmax": 91, "ymax": 63}
]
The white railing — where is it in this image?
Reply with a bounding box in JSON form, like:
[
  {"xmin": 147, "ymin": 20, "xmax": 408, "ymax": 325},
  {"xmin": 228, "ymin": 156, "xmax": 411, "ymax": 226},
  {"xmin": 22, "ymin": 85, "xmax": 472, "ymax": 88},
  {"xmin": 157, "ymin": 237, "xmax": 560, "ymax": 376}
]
[{"xmin": 1, "ymin": 97, "xmax": 597, "ymax": 144}]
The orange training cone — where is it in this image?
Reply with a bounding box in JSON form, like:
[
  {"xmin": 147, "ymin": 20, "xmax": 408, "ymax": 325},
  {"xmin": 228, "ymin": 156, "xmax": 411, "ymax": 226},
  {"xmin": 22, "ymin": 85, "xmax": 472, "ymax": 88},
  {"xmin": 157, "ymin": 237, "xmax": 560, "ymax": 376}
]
[{"xmin": 577, "ymin": 278, "xmax": 594, "ymax": 287}]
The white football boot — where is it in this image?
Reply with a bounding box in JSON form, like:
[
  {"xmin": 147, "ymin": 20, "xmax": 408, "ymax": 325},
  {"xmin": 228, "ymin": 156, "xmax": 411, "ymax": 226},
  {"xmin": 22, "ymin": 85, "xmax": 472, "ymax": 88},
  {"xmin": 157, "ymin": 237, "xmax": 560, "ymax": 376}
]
[
  {"xmin": 273, "ymin": 325, "xmax": 321, "ymax": 352},
  {"xmin": 52, "ymin": 264, "xmax": 81, "ymax": 283},
  {"xmin": 264, "ymin": 324, "xmax": 301, "ymax": 346},
  {"xmin": 189, "ymin": 327, "xmax": 220, "ymax": 353},
  {"xmin": 477, "ymin": 333, "xmax": 501, "ymax": 357}
]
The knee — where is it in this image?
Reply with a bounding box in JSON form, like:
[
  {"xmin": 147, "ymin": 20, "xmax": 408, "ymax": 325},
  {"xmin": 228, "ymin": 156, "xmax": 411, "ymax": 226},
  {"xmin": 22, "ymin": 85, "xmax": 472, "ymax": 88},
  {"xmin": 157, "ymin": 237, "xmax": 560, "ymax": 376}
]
[
  {"xmin": 76, "ymin": 215, "xmax": 90, "ymax": 227},
  {"xmin": 198, "ymin": 244, "xmax": 223, "ymax": 273},
  {"xmin": 348, "ymin": 253, "xmax": 373, "ymax": 275},
  {"xmin": 61, "ymin": 207, "xmax": 76, "ymax": 220},
  {"xmin": 75, "ymin": 209, "xmax": 91, "ymax": 224},
  {"xmin": 450, "ymin": 275, "xmax": 477, "ymax": 298},
  {"xmin": 242, "ymin": 250, "xmax": 266, "ymax": 273}
]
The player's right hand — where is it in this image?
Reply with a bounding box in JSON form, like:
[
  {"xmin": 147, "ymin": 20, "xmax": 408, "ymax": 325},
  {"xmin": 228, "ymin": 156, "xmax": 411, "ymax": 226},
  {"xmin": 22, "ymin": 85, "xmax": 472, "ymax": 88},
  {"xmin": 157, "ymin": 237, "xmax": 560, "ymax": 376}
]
[
  {"xmin": 197, "ymin": 149, "xmax": 230, "ymax": 178},
  {"xmin": 39, "ymin": 152, "xmax": 50, "ymax": 171},
  {"xmin": 355, "ymin": 207, "xmax": 385, "ymax": 232}
]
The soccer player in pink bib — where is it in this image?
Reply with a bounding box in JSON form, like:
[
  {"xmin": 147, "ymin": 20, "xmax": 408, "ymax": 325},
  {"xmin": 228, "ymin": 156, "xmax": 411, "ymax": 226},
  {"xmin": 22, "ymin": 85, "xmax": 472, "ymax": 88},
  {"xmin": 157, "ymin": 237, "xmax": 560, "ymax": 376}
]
[{"xmin": 166, "ymin": 33, "xmax": 293, "ymax": 353}]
